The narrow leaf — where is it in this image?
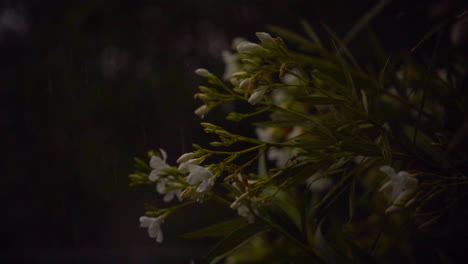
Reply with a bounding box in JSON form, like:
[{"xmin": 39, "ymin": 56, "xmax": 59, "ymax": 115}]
[
  {"xmin": 181, "ymin": 218, "xmax": 248, "ymax": 239},
  {"xmin": 207, "ymin": 222, "xmax": 269, "ymax": 262},
  {"xmin": 300, "ymin": 19, "xmax": 323, "ymax": 46},
  {"xmin": 296, "ymin": 96, "xmax": 346, "ymax": 105},
  {"xmin": 343, "ymin": 0, "xmax": 393, "ymax": 46}
]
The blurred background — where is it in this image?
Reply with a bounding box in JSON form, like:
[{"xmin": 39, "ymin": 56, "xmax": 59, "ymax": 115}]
[{"xmin": 1, "ymin": 0, "xmax": 465, "ymax": 263}]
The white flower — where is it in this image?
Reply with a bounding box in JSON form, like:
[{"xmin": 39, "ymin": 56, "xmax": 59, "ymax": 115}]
[
  {"xmin": 149, "ymin": 149, "xmax": 170, "ymax": 181},
  {"xmin": 286, "ymin": 126, "xmax": 303, "ymax": 141},
  {"xmin": 178, "ymin": 158, "xmax": 200, "ymax": 173},
  {"xmin": 156, "ymin": 178, "xmax": 182, "ymax": 202},
  {"xmin": 379, "ymin": 165, "xmax": 418, "ymax": 213},
  {"xmin": 248, "ymin": 87, "xmax": 267, "ymax": 105},
  {"xmin": 267, "ymin": 147, "xmax": 297, "ymax": 167},
  {"xmin": 306, "ymin": 172, "xmax": 333, "ymax": 192},
  {"xmin": 221, "ymin": 50, "xmax": 239, "ymax": 81},
  {"xmin": 139, "ymin": 215, "xmax": 165, "ymax": 243},
  {"xmin": 255, "ymin": 127, "xmax": 274, "ymax": 143},
  {"xmin": 194, "ymin": 68, "xmax": 214, "ymax": 78},
  {"xmin": 237, "ymin": 205, "xmax": 255, "ymax": 223},
  {"xmin": 186, "ymin": 165, "xmax": 215, "ymax": 192}
]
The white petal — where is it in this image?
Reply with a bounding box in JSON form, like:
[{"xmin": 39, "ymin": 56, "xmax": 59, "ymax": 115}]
[
  {"xmin": 150, "ymin": 156, "xmax": 168, "ymax": 170},
  {"xmin": 163, "ymin": 191, "xmax": 175, "ymax": 202},
  {"xmin": 176, "ymin": 152, "xmax": 195, "ymax": 164},
  {"xmin": 255, "ymin": 127, "xmax": 273, "ymax": 143},
  {"xmin": 148, "ymin": 221, "xmax": 160, "ymax": 238},
  {"xmin": 236, "ymin": 42, "xmax": 263, "ymax": 53},
  {"xmin": 385, "ymin": 205, "xmax": 402, "ymax": 214},
  {"xmin": 155, "ymin": 228, "xmax": 164, "ymax": 243},
  {"xmin": 378, "ymin": 180, "xmax": 393, "ymax": 193},
  {"xmin": 186, "ymin": 165, "xmax": 212, "ymax": 184},
  {"xmin": 255, "ymin": 32, "xmax": 274, "ymax": 45},
  {"xmin": 139, "ymin": 216, "xmax": 155, "ymax": 228},
  {"xmin": 148, "ymin": 170, "xmax": 159, "ymax": 182},
  {"xmin": 159, "ymin": 148, "xmax": 168, "ymax": 162},
  {"xmin": 178, "ymin": 159, "xmax": 199, "ymax": 173},
  {"xmin": 156, "ymin": 181, "xmax": 166, "ymax": 194},
  {"xmin": 399, "ymin": 171, "xmax": 418, "ymax": 189},
  {"xmin": 197, "ymin": 176, "xmax": 215, "ymax": 192},
  {"xmin": 379, "ymin": 165, "xmax": 397, "ymax": 179},
  {"xmin": 195, "ymin": 68, "xmax": 213, "ymax": 78},
  {"xmin": 393, "ymin": 188, "xmax": 416, "ymax": 205},
  {"xmin": 194, "ymin": 105, "xmax": 210, "ymax": 116}
]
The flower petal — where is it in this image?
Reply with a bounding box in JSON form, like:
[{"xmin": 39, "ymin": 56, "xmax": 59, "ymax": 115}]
[
  {"xmin": 379, "ymin": 165, "xmax": 397, "ymax": 179},
  {"xmin": 139, "ymin": 216, "xmax": 155, "ymax": 228},
  {"xmin": 159, "ymin": 148, "xmax": 168, "ymax": 162},
  {"xmin": 177, "ymin": 152, "xmax": 195, "ymax": 164},
  {"xmin": 378, "ymin": 180, "xmax": 393, "ymax": 193}
]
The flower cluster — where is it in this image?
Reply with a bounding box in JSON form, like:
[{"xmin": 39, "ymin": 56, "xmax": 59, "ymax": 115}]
[{"xmin": 131, "ymin": 19, "xmax": 467, "ymax": 263}]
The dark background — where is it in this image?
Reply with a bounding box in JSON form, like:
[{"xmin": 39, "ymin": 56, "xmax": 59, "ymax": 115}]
[{"xmin": 0, "ymin": 0, "xmax": 465, "ymax": 263}]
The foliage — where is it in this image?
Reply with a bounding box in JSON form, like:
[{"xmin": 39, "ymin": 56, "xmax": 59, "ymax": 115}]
[{"xmin": 130, "ymin": 3, "xmax": 467, "ymax": 263}]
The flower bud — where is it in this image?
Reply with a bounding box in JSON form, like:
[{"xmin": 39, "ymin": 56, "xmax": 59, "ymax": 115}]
[
  {"xmin": 195, "ymin": 68, "xmax": 214, "ymax": 78},
  {"xmin": 236, "ymin": 42, "xmax": 267, "ymax": 55},
  {"xmin": 193, "ymin": 93, "xmax": 208, "ymax": 101},
  {"xmin": 194, "ymin": 104, "xmax": 210, "ymax": 116},
  {"xmin": 248, "ymin": 88, "xmax": 267, "ymax": 105},
  {"xmin": 239, "ymin": 78, "xmax": 251, "ymax": 91},
  {"xmin": 255, "ymin": 32, "xmax": 276, "ymax": 48},
  {"xmin": 177, "ymin": 152, "xmax": 195, "ymax": 164}
]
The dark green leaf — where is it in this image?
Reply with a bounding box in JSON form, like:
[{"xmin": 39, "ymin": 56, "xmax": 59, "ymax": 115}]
[
  {"xmin": 272, "ymin": 189, "xmax": 302, "ymax": 231},
  {"xmin": 267, "ymin": 25, "xmax": 317, "ymax": 48},
  {"xmin": 343, "ymin": 0, "xmax": 393, "ymax": 46},
  {"xmin": 300, "ymin": 19, "xmax": 323, "ymax": 47},
  {"xmin": 207, "ymin": 222, "xmax": 270, "ymax": 262},
  {"xmin": 181, "ymin": 218, "xmax": 248, "ymax": 239},
  {"xmin": 253, "ymin": 119, "xmax": 308, "ymax": 128},
  {"xmin": 220, "ymin": 183, "xmax": 243, "ymax": 197},
  {"xmin": 296, "ymin": 96, "xmax": 346, "ymax": 105},
  {"xmin": 340, "ymin": 140, "xmax": 381, "ymax": 156}
]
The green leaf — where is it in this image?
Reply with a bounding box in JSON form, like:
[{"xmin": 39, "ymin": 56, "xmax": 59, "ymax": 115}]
[
  {"xmin": 207, "ymin": 222, "xmax": 270, "ymax": 263},
  {"xmin": 133, "ymin": 157, "xmax": 151, "ymax": 170},
  {"xmin": 220, "ymin": 183, "xmax": 243, "ymax": 197},
  {"xmin": 253, "ymin": 119, "xmax": 308, "ymax": 128},
  {"xmin": 272, "ymin": 189, "xmax": 303, "ymax": 231},
  {"xmin": 293, "ymin": 140, "xmax": 335, "ymax": 151},
  {"xmin": 343, "ymin": 0, "xmax": 393, "ymax": 46},
  {"xmin": 345, "ymin": 238, "xmax": 381, "ymax": 264},
  {"xmin": 273, "ymin": 158, "xmax": 334, "ymax": 188},
  {"xmin": 403, "ymin": 126, "xmax": 448, "ymax": 168},
  {"xmin": 296, "ymin": 96, "xmax": 346, "ymax": 105},
  {"xmin": 300, "ymin": 19, "xmax": 323, "ymax": 47},
  {"xmin": 360, "ymin": 89, "xmax": 369, "ymax": 114},
  {"xmin": 321, "ymin": 23, "xmax": 360, "ymax": 70},
  {"xmin": 267, "ymin": 25, "xmax": 317, "ymax": 48},
  {"xmin": 181, "ymin": 218, "xmax": 248, "ymax": 239},
  {"xmin": 340, "ymin": 140, "xmax": 382, "ymax": 156}
]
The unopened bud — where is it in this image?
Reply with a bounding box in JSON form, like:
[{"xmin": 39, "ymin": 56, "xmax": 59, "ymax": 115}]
[
  {"xmin": 177, "ymin": 152, "xmax": 195, "ymax": 164},
  {"xmin": 194, "ymin": 105, "xmax": 210, "ymax": 116},
  {"xmin": 237, "ymin": 42, "xmax": 267, "ymax": 54},
  {"xmin": 248, "ymin": 88, "xmax": 267, "ymax": 105},
  {"xmin": 256, "ymin": 32, "xmax": 276, "ymax": 48},
  {"xmin": 195, "ymin": 68, "xmax": 214, "ymax": 78}
]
